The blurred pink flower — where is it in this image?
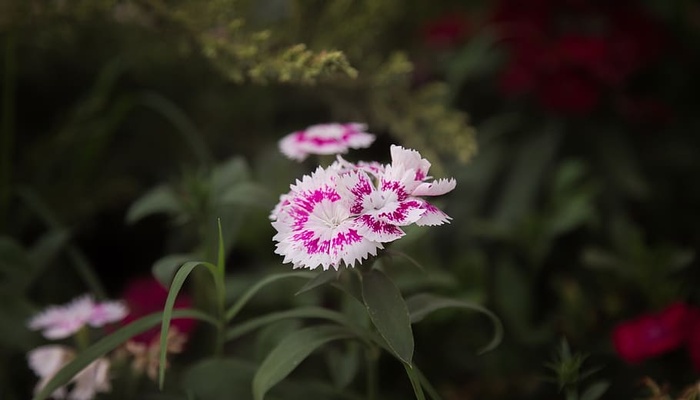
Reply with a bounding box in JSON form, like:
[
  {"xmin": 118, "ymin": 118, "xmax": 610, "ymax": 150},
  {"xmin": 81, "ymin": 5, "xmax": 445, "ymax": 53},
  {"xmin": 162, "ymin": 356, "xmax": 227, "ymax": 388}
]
[
  {"xmin": 278, "ymin": 123, "xmax": 375, "ymax": 161},
  {"xmin": 120, "ymin": 276, "xmax": 196, "ymax": 344},
  {"xmin": 28, "ymin": 295, "xmax": 127, "ymax": 340}
]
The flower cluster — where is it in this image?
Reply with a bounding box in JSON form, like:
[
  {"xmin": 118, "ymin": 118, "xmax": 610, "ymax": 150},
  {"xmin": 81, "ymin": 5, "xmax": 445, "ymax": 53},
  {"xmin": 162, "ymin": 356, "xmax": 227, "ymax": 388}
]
[
  {"xmin": 27, "ymin": 295, "xmax": 127, "ymax": 400},
  {"xmin": 612, "ymin": 302, "xmax": 700, "ymax": 370},
  {"xmin": 278, "ymin": 123, "xmax": 376, "ymax": 161},
  {"xmin": 25, "ymin": 278, "xmax": 197, "ymax": 399},
  {"xmin": 492, "ymin": 0, "xmax": 665, "ymax": 116},
  {"xmin": 271, "ymin": 145, "xmax": 455, "ymax": 270}
]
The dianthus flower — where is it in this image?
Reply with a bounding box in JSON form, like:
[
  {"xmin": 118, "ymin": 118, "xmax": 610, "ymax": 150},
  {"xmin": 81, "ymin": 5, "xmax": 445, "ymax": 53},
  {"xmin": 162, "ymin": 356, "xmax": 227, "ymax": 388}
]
[
  {"xmin": 28, "ymin": 345, "xmax": 111, "ymax": 400},
  {"xmin": 271, "ymin": 145, "xmax": 455, "ymax": 270},
  {"xmin": 28, "ymin": 295, "xmax": 128, "ymax": 340},
  {"xmin": 278, "ymin": 123, "xmax": 376, "ymax": 161}
]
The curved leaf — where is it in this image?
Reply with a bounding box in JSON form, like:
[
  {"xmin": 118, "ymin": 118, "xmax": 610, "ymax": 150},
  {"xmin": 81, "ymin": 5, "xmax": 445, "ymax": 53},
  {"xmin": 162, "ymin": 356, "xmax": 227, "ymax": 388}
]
[
  {"xmin": 295, "ymin": 269, "xmax": 339, "ymax": 296},
  {"xmin": 151, "ymin": 253, "xmax": 196, "ymax": 287},
  {"xmin": 220, "ymin": 182, "xmax": 275, "ymax": 208},
  {"xmin": 405, "ymin": 293, "xmax": 503, "ymax": 354},
  {"xmin": 252, "ymin": 325, "xmax": 355, "ymax": 400},
  {"xmin": 158, "ymin": 261, "xmax": 221, "ymax": 388},
  {"xmin": 225, "ymin": 306, "xmax": 361, "ymax": 341},
  {"xmin": 32, "ymin": 309, "xmax": 216, "ymax": 400},
  {"xmin": 126, "ymin": 185, "xmax": 183, "ymax": 224},
  {"xmin": 361, "ymin": 269, "xmax": 414, "ymax": 365},
  {"xmin": 225, "ymin": 271, "xmax": 314, "ymax": 321}
]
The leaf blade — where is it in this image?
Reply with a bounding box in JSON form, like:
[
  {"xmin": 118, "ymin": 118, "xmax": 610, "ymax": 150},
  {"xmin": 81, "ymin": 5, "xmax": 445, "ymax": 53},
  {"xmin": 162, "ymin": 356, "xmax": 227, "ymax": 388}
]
[
  {"xmin": 361, "ymin": 269, "xmax": 414, "ymax": 364},
  {"xmin": 252, "ymin": 325, "xmax": 354, "ymax": 400}
]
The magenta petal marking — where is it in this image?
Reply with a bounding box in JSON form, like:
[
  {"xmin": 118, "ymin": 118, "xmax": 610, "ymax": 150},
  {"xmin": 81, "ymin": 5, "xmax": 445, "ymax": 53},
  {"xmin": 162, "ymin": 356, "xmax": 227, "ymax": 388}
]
[{"xmin": 356, "ymin": 214, "xmax": 404, "ymax": 242}]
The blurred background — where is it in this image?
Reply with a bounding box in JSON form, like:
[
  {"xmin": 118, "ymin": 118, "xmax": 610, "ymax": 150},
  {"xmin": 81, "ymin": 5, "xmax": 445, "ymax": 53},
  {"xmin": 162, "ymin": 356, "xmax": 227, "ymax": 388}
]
[{"xmin": 1, "ymin": 0, "xmax": 699, "ymax": 399}]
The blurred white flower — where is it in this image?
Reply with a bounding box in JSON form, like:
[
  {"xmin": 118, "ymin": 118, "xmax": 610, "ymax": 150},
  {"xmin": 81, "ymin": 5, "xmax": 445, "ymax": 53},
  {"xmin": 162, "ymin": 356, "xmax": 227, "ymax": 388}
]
[{"xmin": 27, "ymin": 345, "xmax": 112, "ymax": 400}]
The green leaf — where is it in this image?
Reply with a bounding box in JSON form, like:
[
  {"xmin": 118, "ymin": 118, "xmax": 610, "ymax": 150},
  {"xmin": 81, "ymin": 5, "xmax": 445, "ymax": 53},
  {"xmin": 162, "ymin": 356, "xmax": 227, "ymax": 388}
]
[
  {"xmin": 405, "ymin": 293, "xmax": 503, "ymax": 355},
  {"xmin": 0, "ymin": 294, "xmax": 35, "ymax": 351},
  {"xmin": 361, "ymin": 269, "xmax": 414, "ymax": 365},
  {"xmin": 220, "ymin": 182, "xmax": 275, "ymax": 208},
  {"xmin": 295, "ymin": 269, "xmax": 339, "ymax": 296},
  {"xmin": 29, "ymin": 229, "xmax": 70, "ymax": 271},
  {"xmin": 403, "ymin": 363, "xmax": 426, "ymax": 400},
  {"xmin": 158, "ymin": 261, "xmax": 222, "ymax": 388},
  {"xmin": 33, "ymin": 309, "xmax": 216, "ymax": 400},
  {"xmin": 126, "ymin": 185, "xmax": 183, "ymax": 224},
  {"xmin": 252, "ymin": 325, "xmax": 355, "ymax": 400},
  {"xmin": 326, "ymin": 343, "xmax": 360, "ymax": 389},
  {"xmin": 0, "ymin": 236, "xmax": 32, "ymax": 294},
  {"xmin": 184, "ymin": 358, "xmax": 255, "ymax": 399},
  {"xmin": 225, "ymin": 271, "xmax": 314, "ymax": 321},
  {"xmin": 580, "ymin": 381, "xmax": 610, "ymax": 400},
  {"xmin": 211, "ymin": 156, "xmax": 251, "ymax": 195},
  {"xmin": 225, "ymin": 306, "xmax": 364, "ymax": 342},
  {"xmin": 152, "ymin": 254, "xmax": 196, "ymax": 287}
]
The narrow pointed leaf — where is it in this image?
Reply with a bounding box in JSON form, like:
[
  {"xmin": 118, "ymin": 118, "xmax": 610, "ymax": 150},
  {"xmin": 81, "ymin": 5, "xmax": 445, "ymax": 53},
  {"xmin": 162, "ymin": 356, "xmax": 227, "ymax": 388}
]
[
  {"xmin": 295, "ymin": 269, "xmax": 339, "ymax": 296},
  {"xmin": 225, "ymin": 307, "xmax": 363, "ymax": 342},
  {"xmin": 32, "ymin": 309, "xmax": 216, "ymax": 400},
  {"xmin": 225, "ymin": 271, "xmax": 314, "ymax": 321},
  {"xmin": 361, "ymin": 269, "xmax": 414, "ymax": 364},
  {"xmin": 151, "ymin": 253, "xmax": 196, "ymax": 287},
  {"xmin": 252, "ymin": 325, "xmax": 354, "ymax": 400},
  {"xmin": 405, "ymin": 293, "xmax": 503, "ymax": 354},
  {"xmin": 158, "ymin": 261, "xmax": 221, "ymax": 388},
  {"xmin": 403, "ymin": 363, "xmax": 426, "ymax": 400}
]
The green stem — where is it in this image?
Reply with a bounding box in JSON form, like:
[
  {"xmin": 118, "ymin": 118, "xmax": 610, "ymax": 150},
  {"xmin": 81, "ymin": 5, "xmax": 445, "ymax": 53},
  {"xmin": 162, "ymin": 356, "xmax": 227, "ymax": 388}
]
[
  {"xmin": 74, "ymin": 327, "xmax": 91, "ymax": 351},
  {"xmin": 565, "ymin": 388, "xmax": 578, "ymax": 400},
  {"xmin": 0, "ymin": 33, "xmax": 16, "ymax": 233},
  {"xmin": 365, "ymin": 346, "xmax": 379, "ymax": 400}
]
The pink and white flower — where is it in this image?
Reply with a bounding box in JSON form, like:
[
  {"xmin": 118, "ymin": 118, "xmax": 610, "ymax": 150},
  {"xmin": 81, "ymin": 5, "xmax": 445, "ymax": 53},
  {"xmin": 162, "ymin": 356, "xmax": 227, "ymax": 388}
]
[
  {"xmin": 272, "ymin": 166, "xmax": 384, "ymax": 270},
  {"xmin": 28, "ymin": 345, "xmax": 112, "ymax": 400},
  {"xmin": 28, "ymin": 295, "xmax": 128, "ymax": 339},
  {"xmin": 272, "ymin": 145, "xmax": 456, "ymax": 270},
  {"xmin": 279, "ymin": 123, "xmax": 376, "ymax": 161}
]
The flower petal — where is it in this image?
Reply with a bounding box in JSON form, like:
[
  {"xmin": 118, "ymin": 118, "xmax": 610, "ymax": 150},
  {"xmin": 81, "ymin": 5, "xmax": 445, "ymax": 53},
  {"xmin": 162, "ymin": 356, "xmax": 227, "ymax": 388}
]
[
  {"xmin": 412, "ymin": 178, "xmax": 456, "ymax": 197},
  {"xmin": 415, "ymin": 200, "xmax": 452, "ymax": 226},
  {"xmin": 355, "ymin": 214, "xmax": 405, "ymax": 242}
]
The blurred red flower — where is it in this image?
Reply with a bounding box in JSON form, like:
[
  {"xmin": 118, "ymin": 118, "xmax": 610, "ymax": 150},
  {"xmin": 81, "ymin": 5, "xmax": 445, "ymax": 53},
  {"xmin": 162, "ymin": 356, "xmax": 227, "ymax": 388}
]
[
  {"xmin": 421, "ymin": 12, "xmax": 471, "ymax": 49},
  {"xmin": 687, "ymin": 308, "xmax": 700, "ymax": 371},
  {"xmin": 612, "ymin": 302, "xmax": 690, "ymax": 364},
  {"xmin": 492, "ymin": 0, "xmax": 665, "ymax": 116},
  {"xmin": 120, "ymin": 276, "xmax": 197, "ymax": 344}
]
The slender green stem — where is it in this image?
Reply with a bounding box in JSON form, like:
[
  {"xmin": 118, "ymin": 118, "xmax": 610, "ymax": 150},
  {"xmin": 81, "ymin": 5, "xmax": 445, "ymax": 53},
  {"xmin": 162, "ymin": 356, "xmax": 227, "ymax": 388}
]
[
  {"xmin": 74, "ymin": 327, "xmax": 91, "ymax": 351},
  {"xmin": 0, "ymin": 33, "xmax": 16, "ymax": 232},
  {"xmin": 565, "ymin": 388, "xmax": 578, "ymax": 400},
  {"xmin": 365, "ymin": 345, "xmax": 379, "ymax": 400}
]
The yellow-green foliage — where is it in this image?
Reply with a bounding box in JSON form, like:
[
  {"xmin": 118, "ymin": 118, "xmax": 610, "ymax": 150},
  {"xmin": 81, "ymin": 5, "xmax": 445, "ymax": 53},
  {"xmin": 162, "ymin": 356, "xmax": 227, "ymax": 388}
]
[{"xmin": 3, "ymin": 0, "xmax": 477, "ymax": 166}]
